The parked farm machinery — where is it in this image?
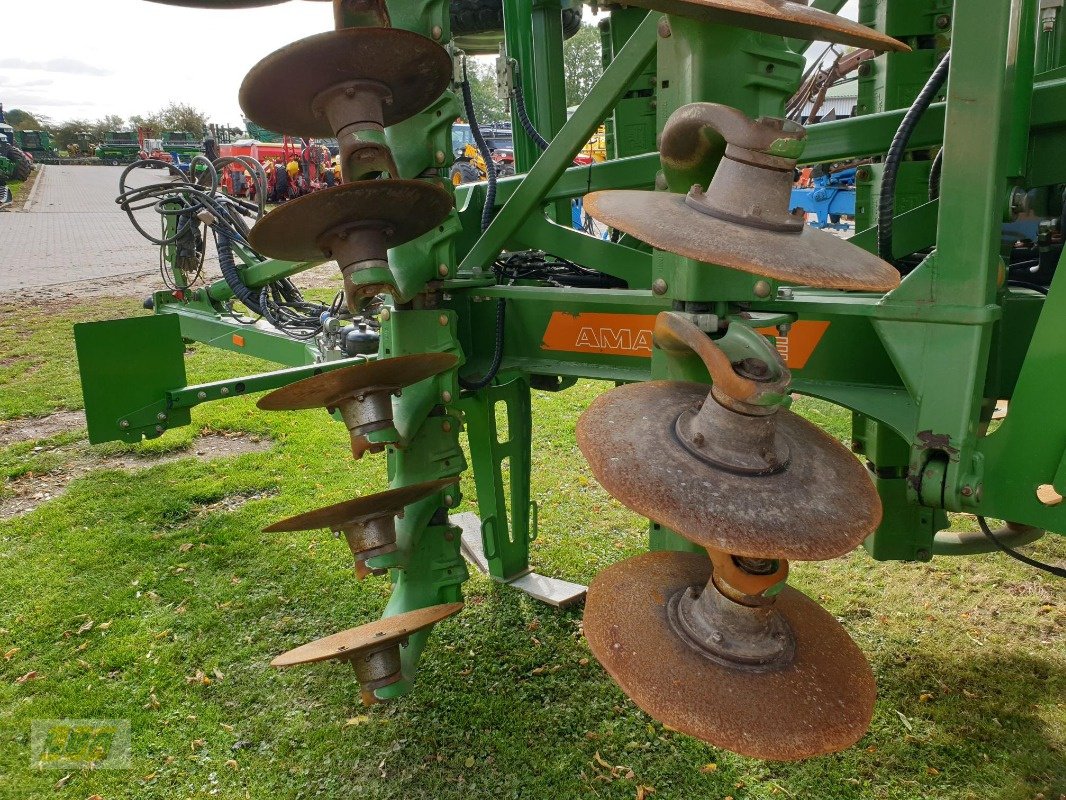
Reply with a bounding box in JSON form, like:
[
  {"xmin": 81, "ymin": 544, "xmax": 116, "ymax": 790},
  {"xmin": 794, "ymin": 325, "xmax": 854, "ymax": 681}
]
[{"xmin": 82, "ymin": 0, "xmax": 1066, "ymax": 761}]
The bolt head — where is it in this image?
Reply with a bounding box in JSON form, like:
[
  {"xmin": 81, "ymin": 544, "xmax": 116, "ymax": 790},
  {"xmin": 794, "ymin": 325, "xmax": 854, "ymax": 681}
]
[
  {"xmin": 442, "ymin": 421, "xmax": 452, "ymax": 433},
  {"xmin": 345, "ymin": 86, "xmax": 356, "ymax": 98},
  {"xmin": 935, "ymin": 13, "xmax": 950, "ymax": 28},
  {"xmin": 438, "ymin": 263, "xmax": 449, "ymax": 277},
  {"xmin": 155, "ymin": 425, "xmax": 165, "ymax": 434},
  {"xmin": 439, "ymin": 314, "xmax": 449, "ymax": 326},
  {"xmin": 157, "ymin": 412, "xmax": 167, "ymax": 421},
  {"xmin": 381, "ymin": 308, "xmax": 391, "ymax": 321},
  {"xmin": 220, "ymin": 387, "xmax": 230, "ymax": 396},
  {"xmin": 753, "ymin": 280, "xmax": 772, "ymax": 298},
  {"xmin": 431, "ymin": 25, "xmax": 443, "ymax": 39},
  {"xmin": 651, "ymin": 278, "xmax": 668, "ymax": 295},
  {"xmin": 197, "ymin": 391, "xmax": 208, "ymax": 400},
  {"xmin": 435, "ymin": 151, "xmax": 445, "ymax": 164},
  {"xmin": 119, "ymin": 419, "xmax": 130, "ymax": 429},
  {"xmin": 441, "ymin": 391, "xmax": 452, "ymax": 403},
  {"xmin": 444, "ymin": 495, "xmax": 455, "ymax": 508}
]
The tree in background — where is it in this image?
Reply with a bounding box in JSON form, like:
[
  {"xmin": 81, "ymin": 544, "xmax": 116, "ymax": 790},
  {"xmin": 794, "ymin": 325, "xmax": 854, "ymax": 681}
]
[
  {"xmin": 564, "ymin": 22, "xmax": 602, "ymax": 108},
  {"xmin": 6, "ymin": 108, "xmax": 51, "ymax": 131},
  {"xmin": 131, "ymin": 103, "xmax": 209, "ymax": 137},
  {"xmin": 464, "ymin": 60, "xmax": 508, "ymax": 126}
]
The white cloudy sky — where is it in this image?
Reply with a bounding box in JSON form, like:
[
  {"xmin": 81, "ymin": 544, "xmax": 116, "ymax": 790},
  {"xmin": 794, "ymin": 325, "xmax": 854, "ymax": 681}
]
[{"xmin": 3, "ymin": 0, "xmax": 858, "ymax": 127}]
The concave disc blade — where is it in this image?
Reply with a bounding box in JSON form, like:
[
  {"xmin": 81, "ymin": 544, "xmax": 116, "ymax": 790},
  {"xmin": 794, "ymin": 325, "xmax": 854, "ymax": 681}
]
[
  {"xmin": 584, "ymin": 190, "xmax": 899, "ymax": 292},
  {"xmin": 248, "ymin": 180, "xmax": 453, "ymax": 263},
  {"xmin": 577, "ymin": 380, "xmax": 881, "ymax": 560},
  {"xmin": 617, "ymin": 0, "xmax": 907, "ymax": 52},
  {"xmin": 272, "ymin": 602, "xmax": 463, "ymax": 666},
  {"xmin": 264, "ymin": 477, "xmax": 457, "ymax": 532},
  {"xmin": 240, "ymin": 27, "xmax": 451, "ymax": 136},
  {"xmin": 583, "ymin": 551, "xmax": 875, "ymax": 761},
  {"xmin": 257, "ymin": 353, "xmax": 457, "ymax": 411}
]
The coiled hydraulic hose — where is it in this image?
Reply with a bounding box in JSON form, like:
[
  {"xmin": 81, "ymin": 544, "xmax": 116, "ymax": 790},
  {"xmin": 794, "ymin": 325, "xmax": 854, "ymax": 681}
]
[
  {"xmin": 878, "ymin": 51, "xmax": 951, "ymax": 262},
  {"xmin": 513, "ymin": 64, "xmax": 550, "ymax": 152}
]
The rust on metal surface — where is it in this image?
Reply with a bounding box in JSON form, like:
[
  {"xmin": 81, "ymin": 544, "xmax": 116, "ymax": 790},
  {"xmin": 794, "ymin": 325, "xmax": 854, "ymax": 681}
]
[
  {"xmin": 239, "ymin": 28, "xmax": 451, "ymax": 137},
  {"xmin": 263, "ymin": 477, "xmax": 458, "ymax": 575},
  {"xmin": 583, "ymin": 551, "xmax": 875, "ymax": 761},
  {"xmin": 576, "ymin": 380, "xmax": 882, "ymax": 559},
  {"xmin": 257, "ymin": 353, "xmax": 457, "ymax": 411},
  {"xmin": 614, "ymin": 0, "xmax": 907, "ymax": 52},
  {"xmin": 272, "ymin": 602, "xmax": 463, "ymax": 667},
  {"xmin": 584, "ymin": 189, "xmax": 899, "ymax": 292},
  {"xmin": 248, "ymin": 180, "xmax": 453, "ymax": 270},
  {"xmin": 264, "ymin": 477, "xmax": 457, "ymax": 532}
]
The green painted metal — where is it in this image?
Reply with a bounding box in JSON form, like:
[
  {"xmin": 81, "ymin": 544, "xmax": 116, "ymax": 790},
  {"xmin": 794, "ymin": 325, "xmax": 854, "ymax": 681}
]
[
  {"xmin": 74, "ymin": 315, "xmax": 191, "ymax": 445},
  {"xmin": 460, "ymin": 12, "xmax": 659, "ymax": 272},
  {"xmin": 72, "ymin": 0, "xmax": 1066, "ymax": 709},
  {"xmin": 458, "ymin": 377, "xmax": 534, "ymax": 581},
  {"xmin": 602, "ymin": 8, "xmax": 657, "ymax": 160}
]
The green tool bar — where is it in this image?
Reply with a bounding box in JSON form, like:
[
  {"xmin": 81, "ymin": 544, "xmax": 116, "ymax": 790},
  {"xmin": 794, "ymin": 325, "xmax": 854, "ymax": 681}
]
[
  {"xmin": 459, "ymin": 12, "xmax": 660, "ymax": 272},
  {"xmin": 166, "ymin": 357, "xmax": 369, "ymax": 410}
]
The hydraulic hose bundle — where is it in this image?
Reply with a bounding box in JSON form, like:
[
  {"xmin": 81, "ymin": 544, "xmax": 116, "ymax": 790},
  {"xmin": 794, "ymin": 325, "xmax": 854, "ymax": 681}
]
[{"xmin": 116, "ymin": 156, "xmax": 335, "ymax": 339}]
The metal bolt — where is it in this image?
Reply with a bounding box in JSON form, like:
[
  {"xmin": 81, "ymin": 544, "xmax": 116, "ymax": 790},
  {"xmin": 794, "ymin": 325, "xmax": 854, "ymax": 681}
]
[
  {"xmin": 431, "ymin": 24, "xmax": 443, "ymax": 39},
  {"xmin": 961, "ymin": 485, "xmax": 973, "ymax": 497},
  {"xmin": 444, "ymin": 495, "xmax": 455, "ymax": 508},
  {"xmin": 657, "ymin": 17, "xmax": 671, "ymax": 37},
  {"xmin": 119, "ymin": 420, "xmax": 130, "ymax": 429},
  {"xmin": 381, "ymin": 308, "xmax": 391, "ymax": 321},
  {"xmin": 753, "ymin": 280, "xmax": 772, "ymax": 298},
  {"xmin": 345, "ymin": 86, "xmax": 356, "ymax": 97},
  {"xmin": 442, "ymin": 421, "xmax": 452, "ymax": 433},
  {"xmin": 777, "ymin": 286, "xmax": 794, "ymax": 300},
  {"xmin": 441, "ymin": 391, "xmax": 452, "ymax": 403},
  {"xmin": 934, "ymin": 13, "xmax": 950, "ymax": 28},
  {"xmin": 711, "ymin": 631, "xmax": 723, "ymax": 643},
  {"xmin": 155, "ymin": 425, "xmax": 165, "ymax": 434},
  {"xmin": 435, "ymin": 150, "xmax": 445, "ymax": 164},
  {"xmin": 156, "ymin": 412, "xmax": 167, "ymax": 421},
  {"xmin": 220, "ymin": 387, "xmax": 230, "ymax": 396},
  {"xmin": 439, "ymin": 314, "xmax": 449, "ymax": 326},
  {"xmin": 438, "ymin": 263, "xmax": 449, "ymax": 277},
  {"xmin": 651, "ymin": 278, "xmax": 668, "ymax": 295},
  {"xmin": 692, "ymin": 432, "xmax": 705, "ymax": 447},
  {"xmin": 197, "ymin": 391, "xmax": 207, "ymax": 400}
]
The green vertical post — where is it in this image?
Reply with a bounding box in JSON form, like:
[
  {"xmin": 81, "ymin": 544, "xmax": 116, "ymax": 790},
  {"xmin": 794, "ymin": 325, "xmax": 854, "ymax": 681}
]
[
  {"xmin": 874, "ymin": 0, "xmax": 1017, "ymax": 514},
  {"xmin": 460, "ymin": 378, "xmax": 535, "ymax": 580}
]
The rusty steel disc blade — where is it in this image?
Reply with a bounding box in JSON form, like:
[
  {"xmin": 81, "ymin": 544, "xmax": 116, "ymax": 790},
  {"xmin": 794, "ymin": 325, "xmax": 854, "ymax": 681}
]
[
  {"xmin": 257, "ymin": 353, "xmax": 458, "ymax": 411},
  {"xmin": 263, "ymin": 477, "xmax": 457, "ymax": 532},
  {"xmin": 620, "ymin": 0, "xmax": 906, "ymax": 52},
  {"xmin": 584, "ymin": 551, "xmax": 875, "ymax": 760},
  {"xmin": 584, "ymin": 190, "xmax": 899, "ymax": 292},
  {"xmin": 146, "ymin": 1, "xmax": 291, "ymax": 7},
  {"xmin": 240, "ymin": 28, "xmax": 451, "ymax": 136},
  {"xmin": 577, "ymin": 381, "xmax": 881, "ymax": 560},
  {"xmin": 248, "ymin": 180, "xmax": 453, "ymax": 263},
  {"xmin": 272, "ymin": 602, "xmax": 464, "ymax": 667}
]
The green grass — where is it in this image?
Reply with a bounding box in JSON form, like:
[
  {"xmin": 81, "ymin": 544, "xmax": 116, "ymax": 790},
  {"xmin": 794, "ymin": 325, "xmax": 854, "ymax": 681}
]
[{"xmin": 0, "ymin": 297, "xmax": 1062, "ymax": 800}]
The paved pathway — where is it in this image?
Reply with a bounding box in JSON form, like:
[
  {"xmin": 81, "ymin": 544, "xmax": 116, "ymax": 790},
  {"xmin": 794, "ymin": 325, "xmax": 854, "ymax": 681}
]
[{"xmin": 0, "ymin": 165, "xmax": 180, "ymax": 294}]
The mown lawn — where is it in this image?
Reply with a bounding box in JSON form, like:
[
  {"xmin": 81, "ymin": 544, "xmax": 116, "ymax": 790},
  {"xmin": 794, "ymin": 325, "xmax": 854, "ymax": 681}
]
[{"xmin": 0, "ymin": 296, "xmax": 1062, "ymax": 800}]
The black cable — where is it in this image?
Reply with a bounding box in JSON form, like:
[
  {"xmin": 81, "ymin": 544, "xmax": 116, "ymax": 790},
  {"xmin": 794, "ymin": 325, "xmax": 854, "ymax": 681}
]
[
  {"xmin": 928, "ymin": 147, "xmax": 943, "ymax": 201},
  {"xmin": 1007, "ymin": 280, "xmax": 1050, "ymax": 295},
  {"xmin": 460, "ymin": 59, "xmax": 498, "ymax": 234},
  {"xmin": 977, "ymin": 516, "xmax": 1065, "ymax": 577},
  {"xmin": 458, "ymin": 58, "xmax": 507, "ymax": 390},
  {"xmin": 458, "ymin": 294, "xmax": 506, "ymax": 391},
  {"xmin": 878, "ymin": 51, "xmax": 951, "ymax": 262},
  {"xmin": 513, "ymin": 65, "xmax": 550, "ymax": 152}
]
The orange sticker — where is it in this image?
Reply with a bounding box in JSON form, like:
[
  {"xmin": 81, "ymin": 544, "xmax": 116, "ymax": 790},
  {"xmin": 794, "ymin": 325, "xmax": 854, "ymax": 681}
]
[
  {"xmin": 232, "ymin": 334, "xmax": 246, "ymax": 347},
  {"xmin": 755, "ymin": 320, "xmax": 829, "ymax": 369},
  {"xmin": 541, "ymin": 312, "xmax": 656, "ymax": 357}
]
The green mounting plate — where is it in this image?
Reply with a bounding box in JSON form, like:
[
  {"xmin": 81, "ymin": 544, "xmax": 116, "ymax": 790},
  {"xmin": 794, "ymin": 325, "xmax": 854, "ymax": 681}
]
[{"xmin": 74, "ymin": 314, "xmax": 190, "ymax": 445}]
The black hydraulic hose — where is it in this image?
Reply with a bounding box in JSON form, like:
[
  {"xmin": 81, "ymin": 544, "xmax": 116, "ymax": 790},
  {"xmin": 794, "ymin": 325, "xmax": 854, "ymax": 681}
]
[
  {"xmin": 978, "ymin": 516, "xmax": 1065, "ymax": 577},
  {"xmin": 928, "ymin": 147, "xmax": 944, "ymax": 201},
  {"xmin": 216, "ymin": 228, "xmax": 262, "ymax": 314},
  {"xmin": 459, "ymin": 295, "xmax": 506, "ymax": 391},
  {"xmin": 458, "ymin": 59, "xmax": 507, "ymax": 390},
  {"xmin": 513, "ymin": 66, "xmax": 550, "ymax": 152},
  {"xmin": 460, "ymin": 60, "xmax": 498, "ymax": 233},
  {"xmin": 878, "ymin": 51, "xmax": 951, "ymax": 262}
]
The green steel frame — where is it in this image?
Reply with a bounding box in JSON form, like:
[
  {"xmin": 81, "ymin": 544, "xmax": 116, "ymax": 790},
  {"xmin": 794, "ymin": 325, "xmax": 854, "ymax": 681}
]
[{"xmin": 75, "ymin": 0, "xmax": 1066, "ymax": 697}]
